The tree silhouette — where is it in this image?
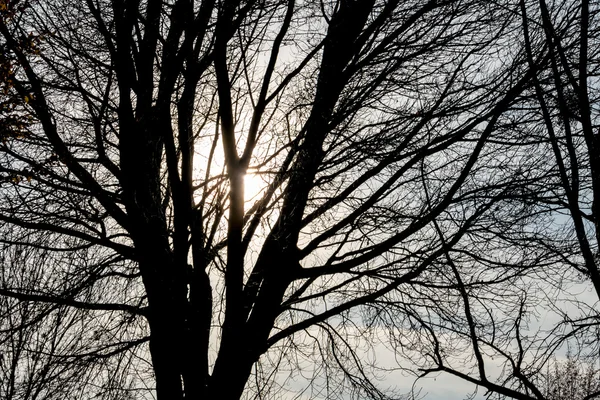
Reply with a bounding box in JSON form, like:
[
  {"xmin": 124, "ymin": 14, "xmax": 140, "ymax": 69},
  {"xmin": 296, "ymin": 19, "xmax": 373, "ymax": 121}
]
[
  {"xmin": 400, "ymin": 2, "xmax": 600, "ymax": 399},
  {"xmin": 543, "ymin": 355, "xmax": 600, "ymax": 400},
  {"xmin": 0, "ymin": 0, "xmax": 582, "ymax": 399}
]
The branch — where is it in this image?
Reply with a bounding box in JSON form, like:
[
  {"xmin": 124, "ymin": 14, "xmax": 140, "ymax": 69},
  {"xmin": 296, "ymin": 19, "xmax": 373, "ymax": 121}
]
[{"xmin": 0, "ymin": 288, "xmax": 145, "ymax": 316}]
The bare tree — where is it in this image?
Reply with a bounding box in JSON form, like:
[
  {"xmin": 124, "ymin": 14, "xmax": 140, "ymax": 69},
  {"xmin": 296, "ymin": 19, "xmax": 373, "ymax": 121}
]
[
  {"xmin": 0, "ymin": 241, "xmax": 149, "ymax": 400},
  {"xmin": 379, "ymin": 1, "xmax": 600, "ymax": 400},
  {"xmin": 0, "ymin": 0, "xmax": 540, "ymax": 399},
  {"xmin": 542, "ymin": 354, "xmax": 600, "ymax": 400}
]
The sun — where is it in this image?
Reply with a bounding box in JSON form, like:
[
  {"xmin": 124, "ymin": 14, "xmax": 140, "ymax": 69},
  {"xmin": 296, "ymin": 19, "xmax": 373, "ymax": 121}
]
[{"xmin": 244, "ymin": 173, "xmax": 266, "ymax": 204}]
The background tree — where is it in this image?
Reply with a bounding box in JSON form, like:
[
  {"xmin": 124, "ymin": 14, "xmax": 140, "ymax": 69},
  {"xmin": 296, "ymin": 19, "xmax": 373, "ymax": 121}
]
[
  {"xmin": 0, "ymin": 0, "xmax": 546, "ymax": 399},
  {"xmin": 543, "ymin": 355, "xmax": 600, "ymax": 400},
  {"xmin": 385, "ymin": 1, "xmax": 600, "ymax": 399}
]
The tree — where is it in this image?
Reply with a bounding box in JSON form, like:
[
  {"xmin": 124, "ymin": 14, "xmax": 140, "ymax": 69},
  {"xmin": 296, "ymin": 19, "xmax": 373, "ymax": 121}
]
[
  {"xmin": 543, "ymin": 355, "xmax": 600, "ymax": 400},
  {"xmin": 388, "ymin": 1, "xmax": 600, "ymax": 399},
  {"xmin": 0, "ymin": 0, "xmax": 546, "ymax": 399}
]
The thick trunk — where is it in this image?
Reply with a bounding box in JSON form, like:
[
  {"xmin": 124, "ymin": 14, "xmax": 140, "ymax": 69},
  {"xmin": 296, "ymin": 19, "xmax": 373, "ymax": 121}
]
[
  {"xmin": 208, "ymin": 345, "xmax": 256, "ymax": 400},
  {"xmin": 138, "ymin": 244, "xmax": 213, "ymax": 400},
  {"xmin": 132, "ymin": 231, "xmax": 213, "ymax": 400},
  {"xmin": 119, "ymin": 118, "xmax": 191, "ymax": 400},
  {"xmin": 137, "ymin": 249, "xmax": 187, "ymax": 400},
  {"xmin": 148, "ymin": 316, "xmax": 185, "ymax": 400}
]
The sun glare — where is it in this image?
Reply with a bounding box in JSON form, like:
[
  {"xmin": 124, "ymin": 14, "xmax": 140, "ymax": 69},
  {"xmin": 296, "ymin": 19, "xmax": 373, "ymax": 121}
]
[{"xmin": 244, "ymin": 173, "xmax": 266, "ymax": 204}]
